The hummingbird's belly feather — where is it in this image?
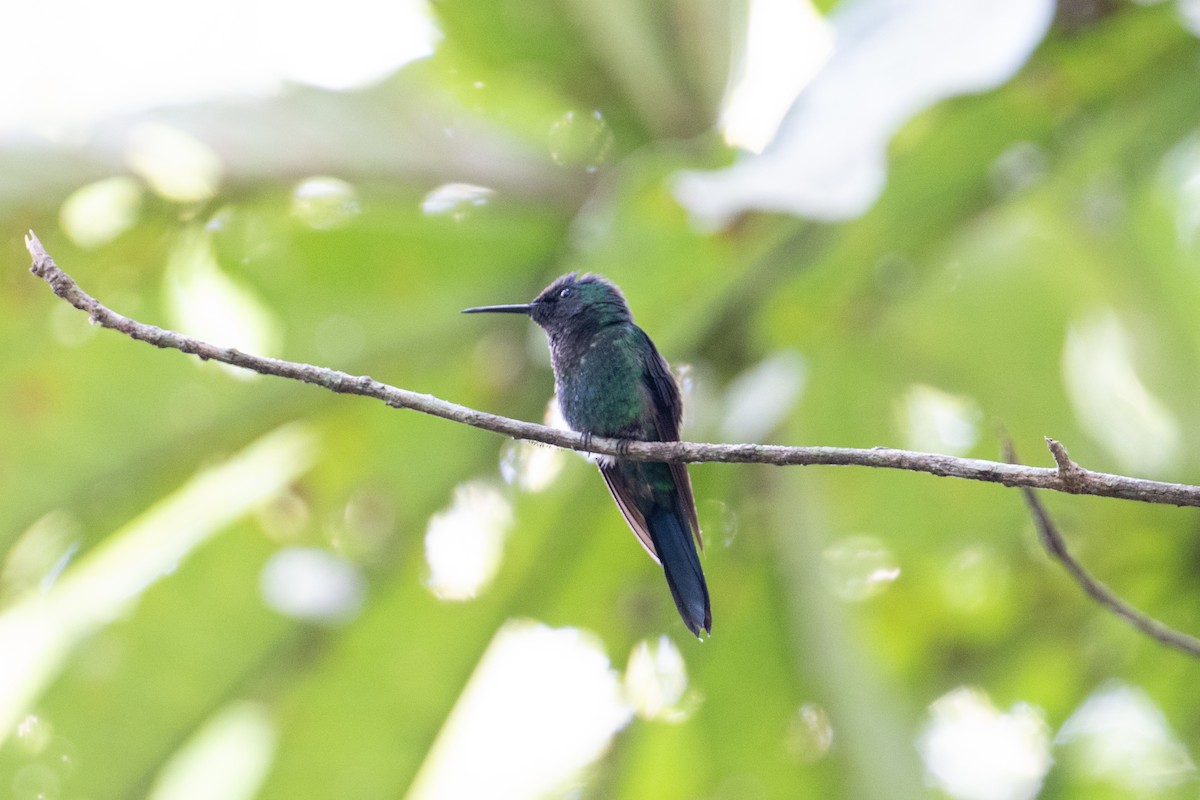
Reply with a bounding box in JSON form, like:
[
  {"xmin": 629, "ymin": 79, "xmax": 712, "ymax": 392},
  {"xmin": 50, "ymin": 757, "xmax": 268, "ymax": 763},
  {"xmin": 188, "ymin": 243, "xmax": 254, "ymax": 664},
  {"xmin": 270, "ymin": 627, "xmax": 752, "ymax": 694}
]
[{"xmin": 553, "ymin": 327, "xmax": 647, "ymax": 438}]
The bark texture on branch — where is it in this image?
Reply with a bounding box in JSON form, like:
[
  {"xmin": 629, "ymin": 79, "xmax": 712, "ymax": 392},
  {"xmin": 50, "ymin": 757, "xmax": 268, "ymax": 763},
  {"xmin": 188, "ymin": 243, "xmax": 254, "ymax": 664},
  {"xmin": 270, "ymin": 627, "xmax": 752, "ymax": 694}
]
[{"xmin": 25, "ymin": 230, "xmax": 1200, "ymax": 508}]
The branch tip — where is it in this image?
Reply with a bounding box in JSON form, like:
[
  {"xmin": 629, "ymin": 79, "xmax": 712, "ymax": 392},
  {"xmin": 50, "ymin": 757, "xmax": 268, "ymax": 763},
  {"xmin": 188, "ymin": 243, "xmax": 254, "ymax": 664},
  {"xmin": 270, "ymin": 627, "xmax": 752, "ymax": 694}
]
[
  {"xmin": 1045, "ymin": 437, "xmax": 1085, "ymax": 489},
  {"xmin": 26, "ymin": 230, "xmax": 51, "ymax": 277}
]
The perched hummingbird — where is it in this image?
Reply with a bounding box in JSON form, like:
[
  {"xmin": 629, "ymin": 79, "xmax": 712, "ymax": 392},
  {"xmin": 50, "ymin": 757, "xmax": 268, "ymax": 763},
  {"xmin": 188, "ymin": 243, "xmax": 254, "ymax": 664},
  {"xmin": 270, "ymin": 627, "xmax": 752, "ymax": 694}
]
[{"xmin": 463, "ymin": 273, "xmax": 711, "ymax": 636}]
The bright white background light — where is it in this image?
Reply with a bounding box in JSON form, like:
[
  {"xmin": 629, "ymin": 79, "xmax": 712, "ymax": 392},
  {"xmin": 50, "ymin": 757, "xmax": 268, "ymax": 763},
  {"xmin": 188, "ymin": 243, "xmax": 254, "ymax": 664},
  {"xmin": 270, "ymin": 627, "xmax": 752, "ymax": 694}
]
[
  {"xmin": 1, "ymin": 0, "xmax": 438, "ymax": 136},
  {"xmin": 406, "ymin": 622, "xmax": 632, "ymax": 800}
]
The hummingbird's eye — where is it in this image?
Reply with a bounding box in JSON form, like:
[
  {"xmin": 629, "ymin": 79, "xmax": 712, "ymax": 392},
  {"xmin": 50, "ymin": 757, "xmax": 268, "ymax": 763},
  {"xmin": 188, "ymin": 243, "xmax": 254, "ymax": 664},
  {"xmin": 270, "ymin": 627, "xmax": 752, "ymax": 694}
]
[{"xmin": 559, "ymin": 287, "xmax": 572, "ymax": 299}]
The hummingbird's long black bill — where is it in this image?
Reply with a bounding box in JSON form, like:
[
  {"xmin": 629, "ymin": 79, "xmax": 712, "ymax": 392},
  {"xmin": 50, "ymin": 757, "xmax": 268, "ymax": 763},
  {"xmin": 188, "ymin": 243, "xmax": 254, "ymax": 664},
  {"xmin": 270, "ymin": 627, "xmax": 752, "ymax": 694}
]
[{"xmin": 461, "ymin": 303, "xmax": 533, "ymax": 315}]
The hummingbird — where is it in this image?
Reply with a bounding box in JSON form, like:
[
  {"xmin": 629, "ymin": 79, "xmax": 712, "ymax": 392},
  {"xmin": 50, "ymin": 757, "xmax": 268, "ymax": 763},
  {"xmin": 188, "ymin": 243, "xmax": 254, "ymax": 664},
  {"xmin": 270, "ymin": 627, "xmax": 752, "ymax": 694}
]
[{"xmin": 463, "ymin": 273, "xmax": 711, "ymax": 637}]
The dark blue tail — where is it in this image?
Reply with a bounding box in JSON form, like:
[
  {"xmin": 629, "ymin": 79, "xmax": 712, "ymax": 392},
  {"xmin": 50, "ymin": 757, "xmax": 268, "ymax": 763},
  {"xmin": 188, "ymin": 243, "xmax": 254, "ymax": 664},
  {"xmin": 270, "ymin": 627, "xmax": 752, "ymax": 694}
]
[{"xmin": 647, "ymin": 508, "xmax": 711, "ymax": 637}]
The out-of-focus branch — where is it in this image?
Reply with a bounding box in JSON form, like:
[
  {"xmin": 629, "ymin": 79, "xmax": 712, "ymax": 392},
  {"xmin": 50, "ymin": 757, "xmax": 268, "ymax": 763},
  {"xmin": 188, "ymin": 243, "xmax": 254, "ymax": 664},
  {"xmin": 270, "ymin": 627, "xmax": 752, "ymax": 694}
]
[{"xmin": 24, "ymin": 230, "xmax": 1200, "ymax": 509}]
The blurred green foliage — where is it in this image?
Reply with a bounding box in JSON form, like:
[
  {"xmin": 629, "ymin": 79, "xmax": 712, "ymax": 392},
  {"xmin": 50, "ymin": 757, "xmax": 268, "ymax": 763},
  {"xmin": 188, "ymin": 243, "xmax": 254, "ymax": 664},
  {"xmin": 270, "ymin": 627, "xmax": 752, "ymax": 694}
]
[{"xmin": 4, "ymin": 2, "xmax": 1200, "ymax": 799}]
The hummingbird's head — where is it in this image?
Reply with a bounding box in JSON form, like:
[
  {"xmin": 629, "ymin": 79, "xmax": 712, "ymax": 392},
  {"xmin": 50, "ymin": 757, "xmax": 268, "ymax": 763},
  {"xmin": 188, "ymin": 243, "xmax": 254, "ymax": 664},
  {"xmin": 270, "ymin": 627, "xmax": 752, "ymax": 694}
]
[
  {"xmin": 462, "ymin": 272, "xmax": 632, "ymax": 339},
  {"xmin": 528, "ymin": 273, "xmax": 632, "ymax": 335}
]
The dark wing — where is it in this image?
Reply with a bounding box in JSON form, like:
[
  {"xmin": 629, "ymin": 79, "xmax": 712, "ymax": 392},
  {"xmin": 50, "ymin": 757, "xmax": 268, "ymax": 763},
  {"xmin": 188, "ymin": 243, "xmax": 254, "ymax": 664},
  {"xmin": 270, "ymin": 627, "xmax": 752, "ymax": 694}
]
[
  {"xmin": 600, "ymin": 466, "xmax": 659, "ymax": 563},
  {"xmin": 632, "ymin": 327, "xmax": 703, "ymax": 550}
]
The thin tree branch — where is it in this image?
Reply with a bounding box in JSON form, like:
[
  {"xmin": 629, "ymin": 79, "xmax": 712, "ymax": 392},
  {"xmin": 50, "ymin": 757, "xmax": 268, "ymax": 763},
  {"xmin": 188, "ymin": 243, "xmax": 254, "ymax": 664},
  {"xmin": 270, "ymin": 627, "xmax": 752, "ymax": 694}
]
[
  {"xmin": 1006, "ymin": 441, "xmax": 1200, "ymax": 659},
  {"xmin": 24, "ymin": 229, "xmax": 1200, "ymax": 509}
]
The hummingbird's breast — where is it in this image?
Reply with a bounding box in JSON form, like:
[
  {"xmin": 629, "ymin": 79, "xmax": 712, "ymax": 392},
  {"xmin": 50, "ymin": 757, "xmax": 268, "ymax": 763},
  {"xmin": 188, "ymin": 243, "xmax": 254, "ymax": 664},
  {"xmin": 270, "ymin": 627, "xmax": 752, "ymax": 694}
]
[{"xmin": 552, "ymin": 325, "xmax": 646, "ymax": 438}]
